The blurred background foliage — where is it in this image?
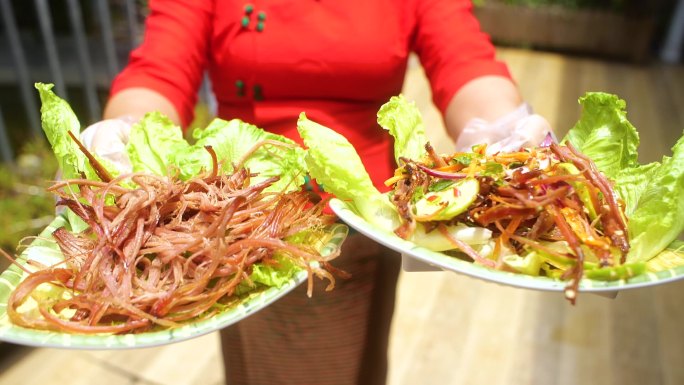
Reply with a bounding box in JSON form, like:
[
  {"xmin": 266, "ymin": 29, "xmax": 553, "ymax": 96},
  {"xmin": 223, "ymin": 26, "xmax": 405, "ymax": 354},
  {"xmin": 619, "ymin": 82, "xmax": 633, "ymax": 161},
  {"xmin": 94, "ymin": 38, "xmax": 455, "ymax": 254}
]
[
  {"xmin": 472, "ymin": 0, "xmax": 672, "ymax": 14},
  {"xmin": 0, "ymin": 139, "xmax": 57, "ymax": 270},
  {"xmin": 474, "ymin": 0, "xmax": 625, "ymax": 10}
]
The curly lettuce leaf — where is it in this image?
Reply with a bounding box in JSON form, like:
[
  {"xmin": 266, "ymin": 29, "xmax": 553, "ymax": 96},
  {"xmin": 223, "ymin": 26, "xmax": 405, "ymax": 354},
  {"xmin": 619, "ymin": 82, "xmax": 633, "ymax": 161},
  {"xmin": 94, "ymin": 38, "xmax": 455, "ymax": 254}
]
[
  {"xmin": 126, "ymin": 114, "xmax": 307, "ymax": 192},
  {"xmin": 234, "ymin": 224, "xmax": 349, "ymax": 294},
  {"xmin": 564, "ymin": 92, "xmax": 684, "ymax": 263},
  {"xmin": 235, "ymin": 254, "xmax": 301, "ymax": 295},
  {"xmin": 297, "ymin": 113, "xmax": 401, "ymax": 230},
  {"xmin": 35, "ymin": 83, "xmax": 103, "ymax": 232},
  {"xmin": 126, "ymin": 112, "xmax": 191, "ymax": 176},
  {"xmin": 190, "ymin": 118, "xmax": 306, "ymax": 192},
  {"xmin": 623, "ymin": 135, "xmax": 684, "ymax": 262},
  {"xmin": 562, "ymin": 92, "xmax": 640, "ymax": 178},
  {"xmin": 35, "ymin": 83, "xmax": 98, "ymax": 181},
  {"xmin": 377, "ymin": 94, "xmax": 429, "ymax": 164}
]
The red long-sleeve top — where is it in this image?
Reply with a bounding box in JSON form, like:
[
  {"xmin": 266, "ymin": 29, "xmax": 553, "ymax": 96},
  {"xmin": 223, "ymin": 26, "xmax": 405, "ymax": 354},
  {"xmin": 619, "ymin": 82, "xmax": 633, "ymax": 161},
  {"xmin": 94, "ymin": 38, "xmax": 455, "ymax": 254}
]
[{"xmin": 111, "ymin": 0, "xmax": 511, "ymax": 191}]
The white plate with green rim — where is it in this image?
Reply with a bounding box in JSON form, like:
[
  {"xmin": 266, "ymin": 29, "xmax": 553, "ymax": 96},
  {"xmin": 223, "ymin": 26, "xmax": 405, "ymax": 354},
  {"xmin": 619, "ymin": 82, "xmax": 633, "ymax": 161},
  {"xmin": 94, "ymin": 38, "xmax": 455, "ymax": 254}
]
[
  {"xmin": 0, "ymin": 215, "xmax": 348, "ymax": 350},
  {"xmin": 330, "ymin": 198, "xmax": 684, "ymax": 294}
]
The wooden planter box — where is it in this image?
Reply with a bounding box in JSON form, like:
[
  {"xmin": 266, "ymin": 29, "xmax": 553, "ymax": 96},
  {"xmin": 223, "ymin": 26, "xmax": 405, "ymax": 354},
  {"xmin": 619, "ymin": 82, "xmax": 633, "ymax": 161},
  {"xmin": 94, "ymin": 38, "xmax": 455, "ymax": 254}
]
[{"xmin": 474, "ymin": 3, "xmax": 657, "ymax": 63}]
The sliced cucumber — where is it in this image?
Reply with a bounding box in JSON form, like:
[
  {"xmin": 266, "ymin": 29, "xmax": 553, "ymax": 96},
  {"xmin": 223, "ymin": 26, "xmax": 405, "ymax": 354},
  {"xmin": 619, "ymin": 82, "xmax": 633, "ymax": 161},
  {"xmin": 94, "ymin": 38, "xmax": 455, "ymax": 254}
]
[
  {"xmin": 413, "ymin": 178, "xmax": 479, "ymax": 221},
  {"xmin": 503, "ymin": 251, "xmax": 543, "ymax": 276}
]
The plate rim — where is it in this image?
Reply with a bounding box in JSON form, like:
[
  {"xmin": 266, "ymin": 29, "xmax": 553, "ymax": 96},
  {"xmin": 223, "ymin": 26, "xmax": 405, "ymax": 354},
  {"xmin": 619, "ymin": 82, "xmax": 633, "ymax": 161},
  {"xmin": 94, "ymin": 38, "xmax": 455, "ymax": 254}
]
[{"xmin": 329, "ymin": 198, "xmax": 684, "ymax": 293}]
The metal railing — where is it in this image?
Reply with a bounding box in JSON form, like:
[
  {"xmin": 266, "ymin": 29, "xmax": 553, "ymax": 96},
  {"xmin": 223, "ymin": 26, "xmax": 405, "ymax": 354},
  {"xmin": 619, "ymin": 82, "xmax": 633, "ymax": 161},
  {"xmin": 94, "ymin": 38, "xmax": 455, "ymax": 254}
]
[
  {"xmin": 0, "ymin": 0, "xmax": 145, "ymax": 164},
  {"xmin": 661, "ymin": 0, "xmax": 684, "ymax": 63}
]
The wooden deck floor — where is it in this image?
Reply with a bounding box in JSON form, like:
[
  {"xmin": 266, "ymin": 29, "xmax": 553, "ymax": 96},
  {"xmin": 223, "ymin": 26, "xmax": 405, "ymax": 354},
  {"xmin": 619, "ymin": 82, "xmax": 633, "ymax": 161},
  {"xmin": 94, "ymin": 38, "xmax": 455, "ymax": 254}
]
[{"xmin": 1, "ymin": 47, "xmax": 683, "ymax": 385}]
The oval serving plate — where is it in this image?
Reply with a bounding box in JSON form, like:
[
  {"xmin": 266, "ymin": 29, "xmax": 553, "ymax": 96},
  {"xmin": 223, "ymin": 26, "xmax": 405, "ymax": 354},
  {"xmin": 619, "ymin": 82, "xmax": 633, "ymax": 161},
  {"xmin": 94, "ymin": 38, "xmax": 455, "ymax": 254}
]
[
  {"xmin": 0, "ymin": 215, "xmax": 347, "ymax": 349},
  {"xmin": 330, "ymin": 198, "xmax": 684, "ymax": 294}
]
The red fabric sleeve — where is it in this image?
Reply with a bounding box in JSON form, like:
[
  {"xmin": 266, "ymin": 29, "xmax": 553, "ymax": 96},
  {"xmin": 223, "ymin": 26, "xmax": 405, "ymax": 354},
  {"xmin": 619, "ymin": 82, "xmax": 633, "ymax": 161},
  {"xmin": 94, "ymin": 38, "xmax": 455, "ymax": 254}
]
[
  {"xmin": 413, "ymin": 0, "xmax": 512, "ymax": 114},
  {"xmin": 110, "ymin": 0, "xmax": 214, "ymax": 127}
]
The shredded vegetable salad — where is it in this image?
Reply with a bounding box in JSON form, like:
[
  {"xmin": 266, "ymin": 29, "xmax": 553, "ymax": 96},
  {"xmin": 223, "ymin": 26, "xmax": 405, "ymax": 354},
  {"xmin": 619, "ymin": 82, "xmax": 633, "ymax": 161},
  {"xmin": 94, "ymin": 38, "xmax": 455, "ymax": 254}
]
[{"xmin": 387, "ymin": 141, "xmax": 635, "ymax": 303}]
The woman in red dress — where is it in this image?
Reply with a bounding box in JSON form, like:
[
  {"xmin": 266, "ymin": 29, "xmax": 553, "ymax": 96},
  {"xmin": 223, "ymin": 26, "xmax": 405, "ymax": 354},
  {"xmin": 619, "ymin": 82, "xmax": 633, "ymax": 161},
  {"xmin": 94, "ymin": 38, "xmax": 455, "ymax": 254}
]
[{"xmin": 85, "ymin": 1, "xmax": 550, "ymax": 383}]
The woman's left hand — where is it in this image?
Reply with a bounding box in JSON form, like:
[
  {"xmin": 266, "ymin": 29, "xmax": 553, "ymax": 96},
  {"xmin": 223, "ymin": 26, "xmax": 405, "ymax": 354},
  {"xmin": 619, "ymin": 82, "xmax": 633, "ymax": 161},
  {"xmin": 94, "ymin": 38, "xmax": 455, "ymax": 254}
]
[
  {"xmin": 79, "ymin": 117, "xmax": 135, "ymax": 174},
  {"xmin": 454, "ymin": 103, "xmax": 554, "ymax": 154}
]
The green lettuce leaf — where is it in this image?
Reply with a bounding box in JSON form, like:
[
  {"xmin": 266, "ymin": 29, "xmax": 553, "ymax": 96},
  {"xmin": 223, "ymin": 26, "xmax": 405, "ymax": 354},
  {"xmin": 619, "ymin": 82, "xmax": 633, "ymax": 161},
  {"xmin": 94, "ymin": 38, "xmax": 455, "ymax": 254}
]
[
  {"xmin": 623, "ymin": 135, "xmax": 684, "ymax": 262},
  {"xmin": 126, "ymin": 112, "xmax": 191, "ymax": 177},
  {"xmin": 235, "ymin": 254, "xmax": 301, "ymax": 295},
  {"xmin": 127, "ymin": 114, "xmax": 307, "ymax": 192},
  {"xmin": 35, "ymin": 83, "xmax": 101, "ymax": 232},
  {"xmin": 189, "ymin": 118, "xmax": 306, "ymax": 192},
  {"xmin": 562, "ymin": 92, "xmax": 640, "ymax": 178},
  {"xmin": 234, "ymin": 224, "xmax": 349, "ymax": 294},
  {"xmin": 563, "ymin": 92, "xmax": 684, "ymax": 262},
  {"xmin": 297, "ymin": 113, "xmax": 401, "ymax": 230},
  {"xmin": 377, "ymin": 95, "xmax": 429, "ymax": 164},
  {"xmin": 35, "ymin": 83, "xmax": 97, "ymax": 181}
]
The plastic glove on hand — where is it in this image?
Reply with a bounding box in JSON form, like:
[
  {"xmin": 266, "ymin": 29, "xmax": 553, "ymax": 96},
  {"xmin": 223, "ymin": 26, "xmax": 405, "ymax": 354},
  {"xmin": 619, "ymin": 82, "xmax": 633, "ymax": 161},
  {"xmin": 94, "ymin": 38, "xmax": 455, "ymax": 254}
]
[
  {"xmin": 454, "ymin": 103, "xmax": 554, "ymax": 154},
  {"xmin": 79, "ymin": 117, "xmax": 135, "ymax": 174}
]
